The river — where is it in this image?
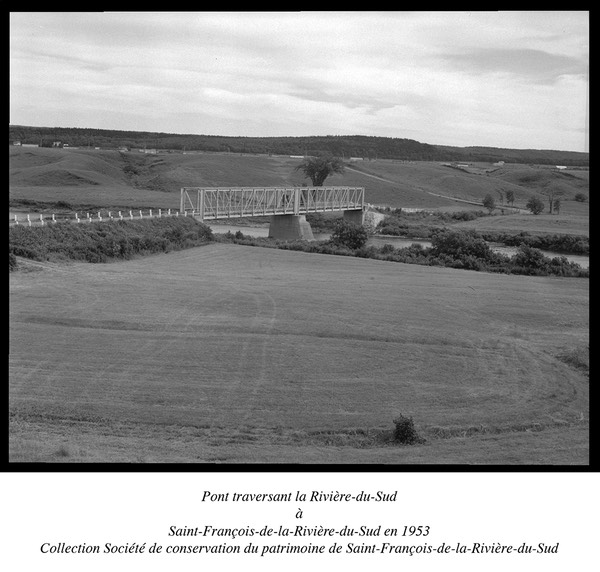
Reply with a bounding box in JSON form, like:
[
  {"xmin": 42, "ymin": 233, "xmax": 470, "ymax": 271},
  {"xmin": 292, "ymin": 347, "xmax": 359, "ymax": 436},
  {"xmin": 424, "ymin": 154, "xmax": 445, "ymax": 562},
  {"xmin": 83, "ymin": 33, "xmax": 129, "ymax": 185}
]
[{"xmin": 207, "ymin": 222, "xmax": 589, "ymax": 269}]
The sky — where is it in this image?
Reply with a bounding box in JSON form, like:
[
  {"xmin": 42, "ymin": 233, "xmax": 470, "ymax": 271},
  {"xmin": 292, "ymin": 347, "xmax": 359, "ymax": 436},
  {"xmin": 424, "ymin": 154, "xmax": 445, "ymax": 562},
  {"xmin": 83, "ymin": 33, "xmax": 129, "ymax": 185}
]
[{"xmin": 9, "ymin": 11, "xmax": 589, "ymax": 152}]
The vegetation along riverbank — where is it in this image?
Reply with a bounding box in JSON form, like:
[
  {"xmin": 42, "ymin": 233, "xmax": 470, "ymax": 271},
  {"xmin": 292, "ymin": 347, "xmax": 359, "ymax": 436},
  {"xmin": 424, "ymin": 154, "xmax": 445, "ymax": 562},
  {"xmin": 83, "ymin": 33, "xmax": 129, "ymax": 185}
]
[{"xmin": 9, "ymin": 216, "xmax": 588, "ymax": 278}]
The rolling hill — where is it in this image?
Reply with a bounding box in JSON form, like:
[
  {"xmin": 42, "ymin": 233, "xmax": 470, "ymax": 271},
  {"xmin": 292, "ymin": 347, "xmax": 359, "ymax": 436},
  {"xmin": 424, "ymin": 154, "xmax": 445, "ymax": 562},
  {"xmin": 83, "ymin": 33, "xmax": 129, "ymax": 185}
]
[{"xmin": 9, "ymin": 145, "xmax": 589, "ymax": 238}]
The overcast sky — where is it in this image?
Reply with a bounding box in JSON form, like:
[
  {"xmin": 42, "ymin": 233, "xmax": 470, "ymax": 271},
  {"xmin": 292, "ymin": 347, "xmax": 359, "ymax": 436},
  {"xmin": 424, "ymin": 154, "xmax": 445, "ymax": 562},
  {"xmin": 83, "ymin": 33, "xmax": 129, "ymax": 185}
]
[{"xmin": 10, "ymin": 11, "xmax": 589, "ymax": 152}]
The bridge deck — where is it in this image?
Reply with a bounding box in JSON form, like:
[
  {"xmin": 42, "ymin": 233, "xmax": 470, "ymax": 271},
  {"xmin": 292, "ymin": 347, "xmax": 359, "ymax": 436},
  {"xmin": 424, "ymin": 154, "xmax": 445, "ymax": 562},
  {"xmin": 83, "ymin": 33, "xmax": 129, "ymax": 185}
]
[{"xmin": 181, "ymin": 187, "xmax": 364, "ymax": 220}]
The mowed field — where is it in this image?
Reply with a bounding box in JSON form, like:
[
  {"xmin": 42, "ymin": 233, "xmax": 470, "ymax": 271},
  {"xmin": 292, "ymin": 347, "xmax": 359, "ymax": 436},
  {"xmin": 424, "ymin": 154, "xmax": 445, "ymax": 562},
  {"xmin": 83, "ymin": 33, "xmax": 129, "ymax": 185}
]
[{"xmin": 9, "ymin": 243, "xmax": 589, "ymax": 464}]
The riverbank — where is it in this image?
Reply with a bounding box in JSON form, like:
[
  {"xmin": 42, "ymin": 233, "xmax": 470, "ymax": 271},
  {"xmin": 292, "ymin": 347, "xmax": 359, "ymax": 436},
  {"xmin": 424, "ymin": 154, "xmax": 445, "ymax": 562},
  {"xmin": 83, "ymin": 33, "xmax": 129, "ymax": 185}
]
[{"xmin": 207, "ymin": 222, "xmax": 589, "ymax": 270}]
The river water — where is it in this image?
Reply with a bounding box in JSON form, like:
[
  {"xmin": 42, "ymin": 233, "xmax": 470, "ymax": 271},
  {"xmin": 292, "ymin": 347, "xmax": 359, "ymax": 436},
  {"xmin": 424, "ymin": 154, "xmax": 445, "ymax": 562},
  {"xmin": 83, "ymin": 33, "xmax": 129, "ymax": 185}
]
[{"xmin": 208, "ymin": 222, "xmax": 589, "ymax": 269}]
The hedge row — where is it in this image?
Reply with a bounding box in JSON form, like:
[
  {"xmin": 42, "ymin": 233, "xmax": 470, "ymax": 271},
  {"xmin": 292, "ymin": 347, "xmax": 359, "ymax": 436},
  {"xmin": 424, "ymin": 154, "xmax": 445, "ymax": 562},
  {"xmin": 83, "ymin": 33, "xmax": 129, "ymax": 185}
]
[{"xmin": 9, "ymin": 217, "xmax": 213, "ymax": 268}]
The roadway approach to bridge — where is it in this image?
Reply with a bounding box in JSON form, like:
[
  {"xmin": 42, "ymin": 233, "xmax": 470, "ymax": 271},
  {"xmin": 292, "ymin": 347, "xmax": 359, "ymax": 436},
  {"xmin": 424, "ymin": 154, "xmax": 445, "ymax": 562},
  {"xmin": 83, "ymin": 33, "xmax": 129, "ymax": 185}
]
[{"xmin": 180, "ymin": 186, "xmax": 365, "ymax": 240}]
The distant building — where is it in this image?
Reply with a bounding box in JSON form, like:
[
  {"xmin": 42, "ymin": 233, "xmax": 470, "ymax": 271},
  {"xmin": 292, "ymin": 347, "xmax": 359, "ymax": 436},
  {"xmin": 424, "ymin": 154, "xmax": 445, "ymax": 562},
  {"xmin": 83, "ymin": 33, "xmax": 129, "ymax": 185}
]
[
  {"xmin": 52, "ymin": 141, "xmax": 62, "ymax": 147},
  {"xmin": 493, "ymin": 161, "xmax": 505, "ymax": 166},
  {"xmin": 21, "ymin": 143, "xmax": 39, "ymax": 148},
  {"xmin": 12, "ymin": 140, "xmax": 21, "ymax": 146},
  {"xmin": 349, "ymin": 157, "xmax": 364, "ymax": 161},
  {"xmin": 555, "ymin": 165, "xmax": 567, "ymax": 170},
  {"xmin": 456, "ymin": 163, "xmax": 469, "ymax": 168}
]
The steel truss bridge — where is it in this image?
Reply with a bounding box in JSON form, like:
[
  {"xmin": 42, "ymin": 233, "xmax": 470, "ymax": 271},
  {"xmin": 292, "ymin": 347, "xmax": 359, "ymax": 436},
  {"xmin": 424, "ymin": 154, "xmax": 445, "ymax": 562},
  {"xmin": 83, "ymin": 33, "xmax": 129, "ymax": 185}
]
[{"xmin": 180, "ymin": 186, "xmax": 365, "ymax": 220}]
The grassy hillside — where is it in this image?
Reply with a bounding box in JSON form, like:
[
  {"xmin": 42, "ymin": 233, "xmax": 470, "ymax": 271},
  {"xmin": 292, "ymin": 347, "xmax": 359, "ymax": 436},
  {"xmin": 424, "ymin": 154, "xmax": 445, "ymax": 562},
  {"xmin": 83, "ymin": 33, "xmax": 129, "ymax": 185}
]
[
  {"xmin": 9, "ymin": 243, "xmax": 588, "ymax": 464},
  {"xmin": 9, "ymin": 146, "xmax": 589, "ymax": 237},
  {"xmin": 9, "ymin": 146, "xmax": 459, "ymax": 210},
  {"xmin": 10, "ymin": 147, "xmax": 180, "ymax": 211}
]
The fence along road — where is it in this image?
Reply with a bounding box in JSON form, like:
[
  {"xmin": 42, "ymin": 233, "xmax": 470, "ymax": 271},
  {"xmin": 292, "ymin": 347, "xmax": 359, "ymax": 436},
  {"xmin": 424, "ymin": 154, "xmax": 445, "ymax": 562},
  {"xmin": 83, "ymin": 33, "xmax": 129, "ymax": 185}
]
[{"xmin": 10, "ymin": 208, "xmax": 182, "ymax": 227}]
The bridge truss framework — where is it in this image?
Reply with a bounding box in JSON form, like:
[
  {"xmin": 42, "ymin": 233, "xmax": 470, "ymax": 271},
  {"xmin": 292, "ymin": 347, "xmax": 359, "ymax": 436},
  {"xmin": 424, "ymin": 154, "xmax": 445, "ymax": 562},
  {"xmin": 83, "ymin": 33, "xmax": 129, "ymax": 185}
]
[{"xmin": 180, "ymin": 186, "xmax": 365, "ymax": 220}]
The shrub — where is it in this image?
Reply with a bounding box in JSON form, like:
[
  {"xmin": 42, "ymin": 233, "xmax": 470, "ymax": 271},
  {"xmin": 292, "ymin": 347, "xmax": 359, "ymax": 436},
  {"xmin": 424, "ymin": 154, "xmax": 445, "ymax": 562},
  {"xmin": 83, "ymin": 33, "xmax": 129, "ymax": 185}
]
[
  {"xmin": 9, "ymin": 252, "xmax": 18, "ymax": 271},
  {"xmin": 330, "ymin": 219, "xmax": 369, "ymax": 250},
  {"xmin": 511, "ymin": 244, "xmax": 549, "ymax": 270},
  {"xmin": 392, "ymin": 414, "xmax": 425, "ymax": 445},
  {"xmin": 526, "ymin": 196, "xmax": 545, "ymax": 215},
  {"xmin": 574, "ymin": 193, "xmax": 587, "ymax": 203},
  {"xmin": 430, "ymin": 229, "xmax": 494, "ymax": 261}
]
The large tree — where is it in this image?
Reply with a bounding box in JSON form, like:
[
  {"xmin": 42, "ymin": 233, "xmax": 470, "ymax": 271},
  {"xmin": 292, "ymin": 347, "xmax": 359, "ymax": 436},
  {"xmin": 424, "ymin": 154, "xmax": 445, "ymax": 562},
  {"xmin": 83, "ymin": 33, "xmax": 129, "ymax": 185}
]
[
  {"xmin": 539, "ymin": 182, "xmax": 566, "ymax": 214},
  {"xmin": 294, "ymin": 154, "xmax": 345, "ymax": 186},
  {"xmin": 482, "ymin": 194, "xmax": 496, "ymax": 213}
]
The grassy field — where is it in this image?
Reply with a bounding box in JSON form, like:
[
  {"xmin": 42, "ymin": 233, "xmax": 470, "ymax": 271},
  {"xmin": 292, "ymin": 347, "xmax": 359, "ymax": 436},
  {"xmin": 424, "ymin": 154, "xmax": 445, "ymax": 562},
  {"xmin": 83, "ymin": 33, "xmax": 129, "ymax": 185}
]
[{"xmin": 9, "ymin": 243, "xmax": 589, "ymax": 464}]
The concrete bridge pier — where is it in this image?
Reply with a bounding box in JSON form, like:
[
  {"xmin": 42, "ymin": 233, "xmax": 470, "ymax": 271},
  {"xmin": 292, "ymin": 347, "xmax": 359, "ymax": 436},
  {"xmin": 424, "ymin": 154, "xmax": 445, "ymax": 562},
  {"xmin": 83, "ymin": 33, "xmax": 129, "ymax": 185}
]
[
  {"xmin": 343, "ymin": 209, "xmax": 364, "ymax": 225},
  {"xmin": 268, "ymin": 215, "xmax": 315, "ymax": 241}
]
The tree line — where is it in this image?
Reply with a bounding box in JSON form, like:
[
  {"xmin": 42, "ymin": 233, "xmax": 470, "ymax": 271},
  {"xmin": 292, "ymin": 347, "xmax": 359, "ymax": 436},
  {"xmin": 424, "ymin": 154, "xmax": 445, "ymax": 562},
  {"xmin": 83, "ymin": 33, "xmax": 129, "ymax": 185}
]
[{"xmin": 8, "ymin": 125, "xmax": 589, "ymax": 166}]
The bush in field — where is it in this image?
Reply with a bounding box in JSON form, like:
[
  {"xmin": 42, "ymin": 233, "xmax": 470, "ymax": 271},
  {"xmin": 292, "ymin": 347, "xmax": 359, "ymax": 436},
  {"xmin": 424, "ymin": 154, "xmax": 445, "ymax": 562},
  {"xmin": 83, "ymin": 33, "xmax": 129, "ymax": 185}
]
[
  {"xmin": 574, "ymin": 192, "xmax": 587, "ymax": 203},
  {"xmin": 526, "ymin": 196, "xmax": 545, "ymax": 215},
  {"xmin": 392, "ymin": 414, "xmax": 425, "ymax": 445},
  {"xmin": 330, "ymin": 219, "xmax": 369, "ymax": 250}
]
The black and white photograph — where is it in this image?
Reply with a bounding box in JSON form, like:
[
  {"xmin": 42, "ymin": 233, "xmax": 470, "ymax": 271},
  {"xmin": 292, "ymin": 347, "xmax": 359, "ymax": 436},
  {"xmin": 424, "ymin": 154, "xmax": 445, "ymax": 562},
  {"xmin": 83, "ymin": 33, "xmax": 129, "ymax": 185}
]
[
  {"xmin": 6, "ymin": 9, "xmax": 594, "ymax": 571},
  {"xmin": 9, "ymin": 10, "xmax": 589, "ymax": 467}
]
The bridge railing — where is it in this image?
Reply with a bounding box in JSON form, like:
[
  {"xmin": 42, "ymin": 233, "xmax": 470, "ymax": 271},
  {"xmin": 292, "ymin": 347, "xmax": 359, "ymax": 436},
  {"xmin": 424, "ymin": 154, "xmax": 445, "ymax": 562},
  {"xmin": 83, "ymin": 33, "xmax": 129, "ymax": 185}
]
[{"xmin": 180, "ymin": 187, "xmax": 364, "ymax": 219}]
